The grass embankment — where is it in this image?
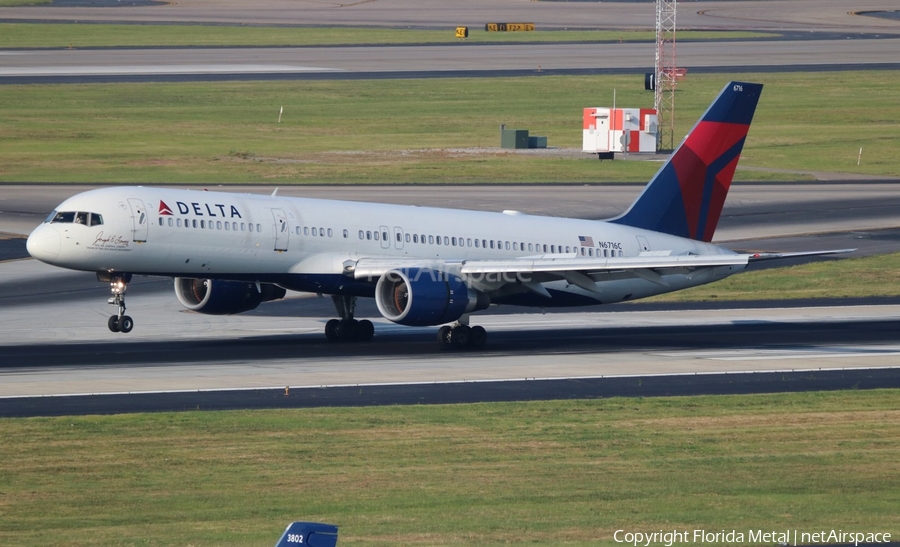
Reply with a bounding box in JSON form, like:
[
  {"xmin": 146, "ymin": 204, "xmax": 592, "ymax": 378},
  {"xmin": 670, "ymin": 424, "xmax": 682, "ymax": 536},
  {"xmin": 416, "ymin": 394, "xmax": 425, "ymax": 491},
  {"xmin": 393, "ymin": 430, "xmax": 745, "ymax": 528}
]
[
  {"xmin": 0, "ymin": 71, "xmax": 897, "ymax": 183},
  {"xmin": 648, "ymin": 251, "xmax": 900, "ymax": 302},
  {"xmin": 0, "ymin": 23, "xmax": 775, "ymax": 48},
  {"xmin": 1, "ymin": 391, "xmax": 898, "ymax": 546},
  {"xmin": 0, "ymin": 0, "xmax": 50, "ymax": 6}
]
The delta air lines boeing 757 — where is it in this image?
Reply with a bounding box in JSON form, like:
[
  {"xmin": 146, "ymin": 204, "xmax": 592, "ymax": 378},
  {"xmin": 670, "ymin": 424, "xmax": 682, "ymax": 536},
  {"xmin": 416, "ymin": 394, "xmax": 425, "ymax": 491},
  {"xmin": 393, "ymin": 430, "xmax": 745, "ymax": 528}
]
[{"xmin": 26, "ymin": 82, "xmax": 848, "ymax": 348}]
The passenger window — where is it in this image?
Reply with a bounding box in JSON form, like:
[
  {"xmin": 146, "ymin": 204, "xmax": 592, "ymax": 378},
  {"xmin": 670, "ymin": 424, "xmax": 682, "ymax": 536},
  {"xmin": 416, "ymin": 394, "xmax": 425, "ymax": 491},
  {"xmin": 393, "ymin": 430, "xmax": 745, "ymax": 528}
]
[
  {"xmin": 505, "ymin": 241, "xmax": 510, "ymax": 250},
  {"xmin": 413, "ymin": 234, "xmax": 418, "ymax": 243},
  {"xmin": 397, "ymin": 233, "xmax": 402, "ymax": 242},
  {"xmin": 217, "ymin": 221, "xmax": 222, "ymax": 230},
  {"xmin": 528, "ymin": 243, "xmax": 533, "ymax": 252},
  {"xmin": 405, "ymin": 233, "xmax": 411, "ymax": 243},
  {"xmin": 343, "ymin": 229, "xmax": 349, "ymax": 238},
  {"xmin": 359, "ymin": 230, "xmax": 364, "ymax": 239},
  {"xmin": 177, "ymin": 218, "xmax": 183, "ymax": 228},
  {"xmin": 366, "ymin": 231, "xmax": 372, "ymax": 240},
  {"xmin": 451, "ymin": 237, "xmax": 457, "ymax": 246},
  {"xmin": 490, "ymin": 240, "xmax": 494, "ymax": 249},
  {"xmin": 428, "ymin": 235, "xmax": 434, "ymax": 244},
  {"xmin": 475, "ymin": 239, "xmax": 480, "ymax": 248},
  {"xmin": 374, "ymin": 231, "xmax": 379, "ymax": 241},
  {"xmin": 566, "ymin": 246, "xmax": 571, "ymax": 253},
  {"xmin": 543, "ymin": 244, "xmax": 548, "ymax": 253},
  {"xmin": 443, "ymin": 236, "xmax": 449, "ymax": 246},
  {"xmin": 328, "ymin": 228, "xmax": 333, "ymax": 237},
  {"xmin": 201, "ymin": 220, "xmax": 206, "ymax": 229},
  {"xmin": 224, "ymin": 222, "xmax": 230, "ymax": 231},
  {"xmin": 158, "ymin": 218, "xmax": 164, "ymax": 227}
]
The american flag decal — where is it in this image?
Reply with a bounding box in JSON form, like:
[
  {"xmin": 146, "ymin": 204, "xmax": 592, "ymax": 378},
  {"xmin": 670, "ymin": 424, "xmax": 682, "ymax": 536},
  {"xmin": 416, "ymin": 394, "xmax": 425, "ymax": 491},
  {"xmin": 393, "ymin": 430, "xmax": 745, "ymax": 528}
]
[{"xmin": 578, "ymin": 235, "xmax": 594, "ymax": 247}]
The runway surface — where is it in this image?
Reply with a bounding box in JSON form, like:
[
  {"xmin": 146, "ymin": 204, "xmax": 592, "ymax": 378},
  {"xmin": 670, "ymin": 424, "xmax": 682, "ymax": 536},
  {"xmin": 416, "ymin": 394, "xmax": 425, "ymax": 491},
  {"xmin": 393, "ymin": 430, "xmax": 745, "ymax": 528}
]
[
  {"xmin": 3, "ymin": 181, "xmax": 900, "ymax": 415},
  {"xmin": 2, "ymin": 1, "xmax": 899, "ymax": 415},
  {"xmin": 3, "ymin": 39, "xmax": 900, "ymax": 84},
  {"xmin": 2, "ymin": 0, "xmax": 899, "ymax": 83},
  {"xmin": 2, "ymin": 0, "xmax": 898, "ymax": 33}
]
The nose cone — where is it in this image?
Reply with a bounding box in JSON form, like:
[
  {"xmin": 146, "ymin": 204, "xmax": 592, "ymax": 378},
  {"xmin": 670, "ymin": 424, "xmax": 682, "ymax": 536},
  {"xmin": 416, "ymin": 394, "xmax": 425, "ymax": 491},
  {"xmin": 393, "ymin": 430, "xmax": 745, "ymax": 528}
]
[{"xmin": 26, "ymin": 225, "xmax": 61, "ymax": 263}]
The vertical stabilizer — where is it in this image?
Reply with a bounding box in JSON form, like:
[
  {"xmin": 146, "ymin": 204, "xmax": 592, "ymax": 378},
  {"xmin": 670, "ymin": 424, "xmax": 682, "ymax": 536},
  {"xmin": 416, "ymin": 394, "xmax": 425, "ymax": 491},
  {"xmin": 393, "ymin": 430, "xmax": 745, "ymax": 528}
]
[
  {"xmin": 274, "ymin": 522, "xmax": 338, "ymax": 547},
  {"xmin": 611, "ymin": 81, "xmax": 763, "ymax": 242}
]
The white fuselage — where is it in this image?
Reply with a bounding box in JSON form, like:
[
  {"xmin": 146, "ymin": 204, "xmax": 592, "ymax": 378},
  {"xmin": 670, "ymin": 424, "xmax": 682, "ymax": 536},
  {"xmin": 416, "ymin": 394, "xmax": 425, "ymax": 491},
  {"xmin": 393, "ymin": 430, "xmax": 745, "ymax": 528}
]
[{"xmin": 26, "ymin": 186, "xmax": 743, "ymax": 307}]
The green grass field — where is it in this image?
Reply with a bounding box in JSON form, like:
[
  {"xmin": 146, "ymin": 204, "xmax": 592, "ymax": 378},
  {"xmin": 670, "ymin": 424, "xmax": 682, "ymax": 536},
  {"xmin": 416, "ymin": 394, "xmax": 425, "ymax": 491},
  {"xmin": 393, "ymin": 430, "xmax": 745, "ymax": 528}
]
[
  {"xmin": 1, "ymin": 390, "xmax": 898, "ymax": 546},
  {"xmin": 0, "ymin": 23, "xmax": 776, "ymax": 48},
  {"xmin": 646, "ymin": 251, "xmax": 900, "ymax": 302},
  {"xmin": 0, "ymin": 71, "xmax": 897, "ymax": 184}
]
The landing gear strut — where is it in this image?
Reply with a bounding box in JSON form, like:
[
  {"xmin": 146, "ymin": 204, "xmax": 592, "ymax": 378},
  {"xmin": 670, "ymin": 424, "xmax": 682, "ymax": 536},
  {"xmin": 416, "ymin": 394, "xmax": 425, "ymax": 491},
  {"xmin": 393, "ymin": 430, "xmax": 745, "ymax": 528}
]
[
  {"xmin": 437, "ymin": 316, "xmax": 487, "ymax": 349},
  {"xmin": 105, "ymin": 273, "xmax": 134, "ymax": 334},
  {"xmin": 325, "ymin": 295, "xmax": 374, "ymax": 343}
]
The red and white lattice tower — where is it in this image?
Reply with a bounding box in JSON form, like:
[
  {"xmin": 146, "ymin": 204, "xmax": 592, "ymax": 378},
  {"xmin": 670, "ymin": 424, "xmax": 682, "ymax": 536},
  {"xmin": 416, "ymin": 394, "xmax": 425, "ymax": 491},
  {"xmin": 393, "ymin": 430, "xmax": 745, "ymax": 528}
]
[{"xmin": 655, "ymin": 0, "xmax": 677, "ymax": 152}]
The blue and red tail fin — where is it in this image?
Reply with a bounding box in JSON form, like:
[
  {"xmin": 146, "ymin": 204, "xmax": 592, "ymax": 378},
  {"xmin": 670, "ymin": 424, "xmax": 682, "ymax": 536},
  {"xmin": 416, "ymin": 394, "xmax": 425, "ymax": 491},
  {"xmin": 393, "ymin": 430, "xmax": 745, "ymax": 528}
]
[
  {"xmin": 274, "ymin": 522, "xmax": 338, "ymax": 547},
  {"xmin": 611, "ymin": 81, "xmax": 763, "ymax": 242}
]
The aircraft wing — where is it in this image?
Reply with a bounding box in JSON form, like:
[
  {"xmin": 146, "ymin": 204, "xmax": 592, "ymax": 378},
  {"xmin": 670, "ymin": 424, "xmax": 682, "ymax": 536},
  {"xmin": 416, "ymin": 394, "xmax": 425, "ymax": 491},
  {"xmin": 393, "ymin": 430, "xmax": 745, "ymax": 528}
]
[
  {"xmin": 349, "ymin": 248, "xmax": 854, "ymax": 284},
  {"xmin": 349, "ymin": 254, "xmax": 749, "ymax": 279}
]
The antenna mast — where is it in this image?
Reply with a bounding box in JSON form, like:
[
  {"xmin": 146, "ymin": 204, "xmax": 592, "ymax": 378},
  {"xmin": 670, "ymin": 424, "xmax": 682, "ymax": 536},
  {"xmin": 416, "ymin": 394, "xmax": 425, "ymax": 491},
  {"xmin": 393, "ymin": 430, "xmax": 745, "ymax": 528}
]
[{"xmin": 655, "ymin": 0, "xmax": 677, "ymax": 152}]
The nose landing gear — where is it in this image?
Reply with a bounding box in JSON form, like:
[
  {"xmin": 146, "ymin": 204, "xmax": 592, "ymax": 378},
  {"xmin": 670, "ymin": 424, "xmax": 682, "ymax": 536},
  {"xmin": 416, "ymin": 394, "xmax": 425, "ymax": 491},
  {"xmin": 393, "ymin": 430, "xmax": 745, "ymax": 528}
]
[{"xmin": 102, "ymin": 273, "xmax": 134, "ymax": 334}]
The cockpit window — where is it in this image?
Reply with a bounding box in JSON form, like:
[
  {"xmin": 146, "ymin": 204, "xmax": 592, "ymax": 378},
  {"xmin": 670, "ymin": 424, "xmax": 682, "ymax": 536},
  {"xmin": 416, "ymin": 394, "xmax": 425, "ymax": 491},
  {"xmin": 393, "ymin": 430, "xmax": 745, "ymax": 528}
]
[
  {"xmin": 51, "ymin": 211, "xmax": 75, "ymax": 224},
  {"xmin": 49, "ymin": 211, "xmax": 103, "ymax": 226}
]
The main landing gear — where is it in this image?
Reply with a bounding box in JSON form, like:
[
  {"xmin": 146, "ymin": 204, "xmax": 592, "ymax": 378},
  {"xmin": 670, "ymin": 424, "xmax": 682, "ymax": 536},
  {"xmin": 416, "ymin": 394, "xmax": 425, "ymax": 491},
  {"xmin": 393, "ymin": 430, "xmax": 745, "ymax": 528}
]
[
  {"xmin": 437, "ymin": 317, "xmax": 487, "ymax": 349},
  {"xmin": 105, "ymin": 273, "xmax": 134, "ymax": 334},
  {"xmin": 325, "ymin": 295, "xmax": 374, "ymax": 343}
]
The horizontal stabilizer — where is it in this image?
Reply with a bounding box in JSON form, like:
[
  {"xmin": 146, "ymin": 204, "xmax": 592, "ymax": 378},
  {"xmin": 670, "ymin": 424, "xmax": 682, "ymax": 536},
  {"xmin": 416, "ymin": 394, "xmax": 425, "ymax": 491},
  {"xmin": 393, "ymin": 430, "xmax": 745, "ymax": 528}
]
[
  {"xmin": 745, "ymin": 249, "xmax": 856, "ymax": 262},
  {"xmin": 274, "ymin": 522, "xmax": 338, "ymax": 547}
]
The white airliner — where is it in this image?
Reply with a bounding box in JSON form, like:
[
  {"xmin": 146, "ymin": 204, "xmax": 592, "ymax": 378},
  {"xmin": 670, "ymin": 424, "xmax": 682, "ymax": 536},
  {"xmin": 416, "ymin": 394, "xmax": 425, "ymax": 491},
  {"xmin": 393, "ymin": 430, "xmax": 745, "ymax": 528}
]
[{"xmin": 25, "ymin": 82, "xmax": 847, "ymax": 347}]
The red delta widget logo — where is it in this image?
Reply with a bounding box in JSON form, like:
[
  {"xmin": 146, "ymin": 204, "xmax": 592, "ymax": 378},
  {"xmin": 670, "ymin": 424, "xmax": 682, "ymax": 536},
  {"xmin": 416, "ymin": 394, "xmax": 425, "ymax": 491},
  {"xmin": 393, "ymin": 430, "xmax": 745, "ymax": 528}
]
[{"xmin": 158, "ymin": 200, "xmax": 242, "ymax": 219}]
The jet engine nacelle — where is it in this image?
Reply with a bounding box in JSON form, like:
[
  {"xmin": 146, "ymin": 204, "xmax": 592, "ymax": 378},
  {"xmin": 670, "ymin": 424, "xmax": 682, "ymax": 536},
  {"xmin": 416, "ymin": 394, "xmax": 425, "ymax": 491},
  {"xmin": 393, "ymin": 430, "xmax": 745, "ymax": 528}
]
[
  {"xmin": 174, "ymin": 277, "xmax": 286, "ymax": 315},
  {"xmin": 375, "ymin": 268, "xmax": 489, "ymax": 326}
]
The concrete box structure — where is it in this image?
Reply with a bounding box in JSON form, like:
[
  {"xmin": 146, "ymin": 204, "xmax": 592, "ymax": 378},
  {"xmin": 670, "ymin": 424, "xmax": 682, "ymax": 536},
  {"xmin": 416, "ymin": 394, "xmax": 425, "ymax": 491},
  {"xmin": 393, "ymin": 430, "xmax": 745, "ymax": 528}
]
[
  {"xmin": 501, "ymin": 129, "xmax": 530, "ymax": 149},
  {"xmin": 583, "ymin": 107, "xmax": 658, "ymax": 154}
]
